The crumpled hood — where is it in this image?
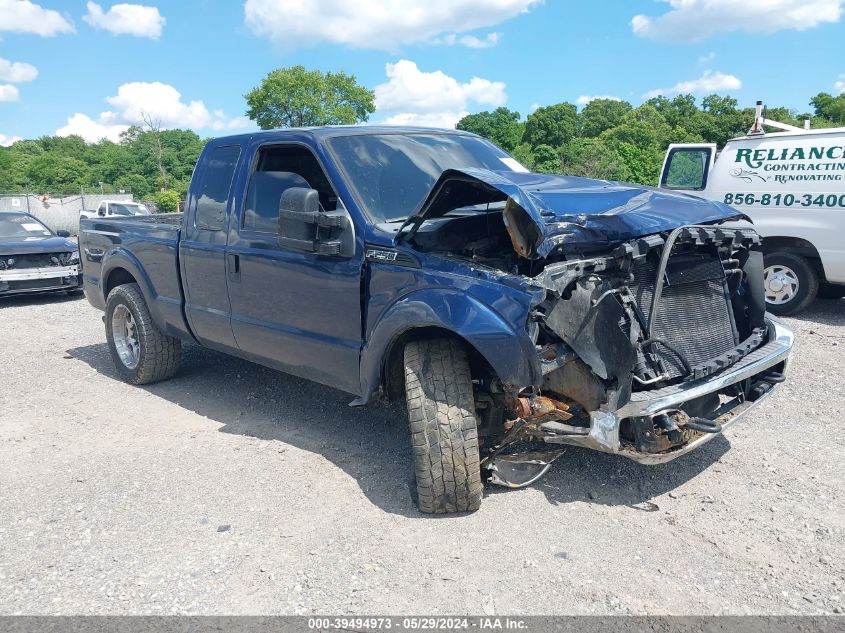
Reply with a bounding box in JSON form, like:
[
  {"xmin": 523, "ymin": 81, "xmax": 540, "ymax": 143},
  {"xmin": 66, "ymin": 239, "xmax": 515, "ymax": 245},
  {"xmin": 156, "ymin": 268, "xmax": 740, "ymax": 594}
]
[
  {"xmin": 0, "ymin": 235, "xmax": 77, "ymax": 255},
  {"xmin": 402, "ymin": 168, "xmax": 749, "ymax": 258}
]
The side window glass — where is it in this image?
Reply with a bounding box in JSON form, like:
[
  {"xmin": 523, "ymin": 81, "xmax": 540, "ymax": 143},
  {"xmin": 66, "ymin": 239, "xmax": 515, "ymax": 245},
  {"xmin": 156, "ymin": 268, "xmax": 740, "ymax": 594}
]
[
  {"xmin": 195, "ymin": 145, "xmax": 241, "ymax": 231},
  {"xmin": 663, "ymin": 149, "xmax": 710, "ymax": 190},
  {"xmin": 242, "ymin": 145, "xmax": 338, "ymax": 234}
]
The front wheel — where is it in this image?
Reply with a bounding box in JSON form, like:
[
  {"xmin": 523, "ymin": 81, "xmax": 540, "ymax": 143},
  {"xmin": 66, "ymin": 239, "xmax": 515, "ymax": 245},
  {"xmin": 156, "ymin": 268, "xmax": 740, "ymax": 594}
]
[
  {"xmin": 403, "ymin": 339, "xmax": 483, "ymax": 514},
  {"xmin": 763, "ymin": 253, "xmax": 819, "ymax": 316},
  {"xmin": 105, "ymin": 283, "xmax": 181, "ymax": 385}
]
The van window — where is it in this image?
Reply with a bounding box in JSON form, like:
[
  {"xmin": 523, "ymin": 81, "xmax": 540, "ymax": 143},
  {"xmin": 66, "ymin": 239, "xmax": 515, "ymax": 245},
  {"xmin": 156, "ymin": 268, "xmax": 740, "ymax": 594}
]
[
  {"xmin": 663, "ymin": 148, "xmax": 711, "ymax": 190},
  {"xmin": 195, "ymin": 145, "xmax": 241, "ymax": 231}
]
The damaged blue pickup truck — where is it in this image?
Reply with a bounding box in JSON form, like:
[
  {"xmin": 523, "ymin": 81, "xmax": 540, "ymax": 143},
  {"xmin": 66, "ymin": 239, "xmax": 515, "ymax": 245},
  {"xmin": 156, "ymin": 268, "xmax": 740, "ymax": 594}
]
[{"xmin": 79, "ymin": 127, "xmax": 794, "ymax": 514}]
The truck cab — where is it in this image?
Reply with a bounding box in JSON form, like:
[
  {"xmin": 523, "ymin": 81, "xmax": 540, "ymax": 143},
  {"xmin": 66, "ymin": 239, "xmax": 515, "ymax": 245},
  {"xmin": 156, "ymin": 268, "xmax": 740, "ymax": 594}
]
[
  {"xmin": 80, "ymin": 200, "xmax": 151, "ymax": 221},
  {"xmin": 659, "ymin": 103, "xmax": 845, "ymax": 314}
]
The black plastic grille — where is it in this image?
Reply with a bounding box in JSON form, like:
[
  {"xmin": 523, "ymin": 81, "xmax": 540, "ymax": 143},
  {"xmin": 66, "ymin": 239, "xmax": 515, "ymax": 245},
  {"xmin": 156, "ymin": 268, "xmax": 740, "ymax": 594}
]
[
  {"xmin": 3, "ymin": 253, "xmax": 65, "ymax": 269},
  {"xmin": 632, "ymin": 251, "xmax": 738, "ymax": 379}
]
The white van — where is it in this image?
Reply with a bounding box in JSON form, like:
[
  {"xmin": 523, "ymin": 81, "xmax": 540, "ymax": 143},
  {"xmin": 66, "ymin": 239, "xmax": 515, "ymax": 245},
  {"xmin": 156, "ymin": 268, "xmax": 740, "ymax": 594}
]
[{"xmin": 659, "ymin": 103, "xmax": 845, "ymax": 315}]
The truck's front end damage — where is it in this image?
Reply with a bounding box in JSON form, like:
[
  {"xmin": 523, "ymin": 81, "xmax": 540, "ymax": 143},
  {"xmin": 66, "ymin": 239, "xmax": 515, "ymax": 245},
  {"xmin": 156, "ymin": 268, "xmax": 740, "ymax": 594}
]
[{"xmin": 400, "ymin": 169, "xmax": 794, "ymax": 488}]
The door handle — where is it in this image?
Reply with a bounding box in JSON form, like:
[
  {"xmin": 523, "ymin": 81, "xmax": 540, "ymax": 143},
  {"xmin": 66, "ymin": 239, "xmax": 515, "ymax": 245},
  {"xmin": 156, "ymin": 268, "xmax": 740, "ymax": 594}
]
[{"xmin": 227, "ymin": 253, "xmax": 240, "ymax": 280}]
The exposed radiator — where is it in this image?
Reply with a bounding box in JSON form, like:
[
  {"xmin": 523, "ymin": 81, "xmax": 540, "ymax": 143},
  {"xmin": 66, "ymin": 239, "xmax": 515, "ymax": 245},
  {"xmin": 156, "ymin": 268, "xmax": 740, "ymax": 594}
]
[{"xmin": 631, "ymin": 249, "xmax": 738, "ymax": 379}]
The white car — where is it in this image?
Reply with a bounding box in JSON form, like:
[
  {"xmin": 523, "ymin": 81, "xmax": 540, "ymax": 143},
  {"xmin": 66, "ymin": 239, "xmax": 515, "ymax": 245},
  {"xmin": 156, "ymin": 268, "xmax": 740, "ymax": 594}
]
[
  {"xmin": 79, "ymin": 200, "xmax": 151, "ymax": 220},
  {"xmin": 659, "ymin": 102, "xmax": 845, "ymax": 315}
]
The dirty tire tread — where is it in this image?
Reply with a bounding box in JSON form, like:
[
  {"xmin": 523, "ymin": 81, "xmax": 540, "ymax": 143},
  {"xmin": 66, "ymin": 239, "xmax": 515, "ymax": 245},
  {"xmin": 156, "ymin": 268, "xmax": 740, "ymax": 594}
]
[
  {"xmin": 404, "ymin": 339, "xmax": 482, "ymax": 514},
  {"xmin": 106, "ymin": 283, "xmax": 181, "ymax": 385},
  {"xmin": 764, "ymin": 253, "xmax": 819, "ymax": 316}
]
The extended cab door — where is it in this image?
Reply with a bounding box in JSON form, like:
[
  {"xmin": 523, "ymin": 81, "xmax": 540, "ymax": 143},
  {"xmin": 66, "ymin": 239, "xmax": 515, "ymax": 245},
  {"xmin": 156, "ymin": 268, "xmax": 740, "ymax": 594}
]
[
  {"xmin": 225, "ymin": 141, "xmax": 363, "ymax": 394},
  {"xmin": 659, "ymin": 144, "xmax": 717, "ymax": 194},
  {"xmin": 179, "ymin": 143, "xmax": 242, "ymax": 350}
]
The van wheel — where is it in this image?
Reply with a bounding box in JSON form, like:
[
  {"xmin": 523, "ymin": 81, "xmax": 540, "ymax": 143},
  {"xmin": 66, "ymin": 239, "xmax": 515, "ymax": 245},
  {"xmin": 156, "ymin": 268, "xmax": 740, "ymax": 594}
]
[
  {"xmin": 403, "ymin": 339, "xmax": 483, "ymax": 514},
  {"xmin": 105, "ymin": 283, "xmax": 181, "ymax": 385},
  {"xmin": 763, "ymin": 253, "xmax": 819, "ymax": 316}
]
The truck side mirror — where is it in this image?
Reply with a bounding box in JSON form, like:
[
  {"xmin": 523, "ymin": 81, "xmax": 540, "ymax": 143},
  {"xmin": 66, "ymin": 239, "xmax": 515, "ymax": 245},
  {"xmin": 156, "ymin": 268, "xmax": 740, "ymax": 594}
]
[
  {"xmin": 278, "ymin": 187, "xmax": 354, "ymax": 258},
  {"xmin": 98, "ymin": 208, "xmax": 106, "ymax": 217}
]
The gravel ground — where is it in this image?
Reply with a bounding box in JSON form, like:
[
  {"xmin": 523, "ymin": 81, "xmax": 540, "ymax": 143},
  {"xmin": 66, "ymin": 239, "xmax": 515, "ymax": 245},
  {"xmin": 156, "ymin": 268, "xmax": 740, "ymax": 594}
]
[{"xmin": 0, "ymin": 293, "xmax": 843, "ymax": 616}]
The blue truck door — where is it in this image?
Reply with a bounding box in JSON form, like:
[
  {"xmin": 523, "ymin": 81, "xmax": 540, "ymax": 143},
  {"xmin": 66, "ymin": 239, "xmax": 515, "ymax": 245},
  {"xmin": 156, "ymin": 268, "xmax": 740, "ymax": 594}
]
[
  {"xmin": 225, "ymin": 142, "xmax": 363, "ymax": 394},
  {"xmin": 179, "ymin": 144, "xmax": 242, "ymax": 351}
]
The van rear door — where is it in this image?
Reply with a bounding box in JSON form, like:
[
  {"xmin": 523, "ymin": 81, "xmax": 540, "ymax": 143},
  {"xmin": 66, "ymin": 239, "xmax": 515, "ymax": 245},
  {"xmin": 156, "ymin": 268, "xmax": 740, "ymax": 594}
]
[{"xmin": 659, "ymin": 144, "xmax": 717, "ymax": 193}]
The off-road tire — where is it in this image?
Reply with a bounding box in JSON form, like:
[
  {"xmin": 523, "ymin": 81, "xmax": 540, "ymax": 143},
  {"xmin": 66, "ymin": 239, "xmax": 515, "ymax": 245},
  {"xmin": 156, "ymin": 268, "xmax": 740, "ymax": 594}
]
[
  {"xmin": 763, "ymin": 253, "xmax": 819, "ymax": 316},
  {"xmin": 105, "ymin": 283, "xmax": 181, "ymax": 385},
  {"xmin": 403, "ymin": 338, "xmax": 482, "ymax": 514}
]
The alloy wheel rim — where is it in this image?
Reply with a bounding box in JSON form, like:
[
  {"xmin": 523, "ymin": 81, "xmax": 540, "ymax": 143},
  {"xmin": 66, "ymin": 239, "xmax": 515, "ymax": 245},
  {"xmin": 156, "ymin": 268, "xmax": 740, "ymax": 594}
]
[
  {"xmin": 764, "ymin": 265, "xmax": 800, "ymax": 306},
  {"xmin": 112, "ymin": 304, "xmax": 140, "ymax": 369}
]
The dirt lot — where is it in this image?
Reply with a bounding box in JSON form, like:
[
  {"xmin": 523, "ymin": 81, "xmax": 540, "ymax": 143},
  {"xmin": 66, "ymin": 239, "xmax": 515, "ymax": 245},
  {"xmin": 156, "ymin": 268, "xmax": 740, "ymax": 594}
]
[{"xmin": 0, "ymin": 293, "xmax": 843, "ymax": 615}]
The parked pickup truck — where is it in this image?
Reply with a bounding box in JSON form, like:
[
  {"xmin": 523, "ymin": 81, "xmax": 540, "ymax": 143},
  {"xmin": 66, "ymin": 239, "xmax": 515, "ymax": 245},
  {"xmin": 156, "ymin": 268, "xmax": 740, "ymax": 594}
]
[{"xmin": 79, "ymin": 127, "xmax": 794, "ymax": 514}]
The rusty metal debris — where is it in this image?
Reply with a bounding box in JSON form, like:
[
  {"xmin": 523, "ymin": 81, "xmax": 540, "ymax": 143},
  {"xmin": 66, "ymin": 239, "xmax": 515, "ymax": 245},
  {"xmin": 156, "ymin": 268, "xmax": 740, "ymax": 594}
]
[{"xmin": 515, "ymin": 395, "xmax": 573, "ymax": 421}]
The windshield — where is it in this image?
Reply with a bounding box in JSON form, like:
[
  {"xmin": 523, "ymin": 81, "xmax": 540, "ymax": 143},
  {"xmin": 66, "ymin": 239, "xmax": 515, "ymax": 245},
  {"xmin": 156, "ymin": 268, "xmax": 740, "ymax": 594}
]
[
  {"xmin": 111, "ymin": 203, "xmax": 149, "ymax": 216},
  {"xmin": 328, "ymin": 133, "xmax": 526, "ymax": 222},
  {"xmin": 0, "ymin": 214, "xmax": 53, "ymax": 239}
]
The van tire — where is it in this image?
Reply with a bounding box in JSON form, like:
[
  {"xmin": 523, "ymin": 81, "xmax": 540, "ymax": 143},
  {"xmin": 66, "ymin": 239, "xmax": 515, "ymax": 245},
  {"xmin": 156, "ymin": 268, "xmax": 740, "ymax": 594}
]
[
  {"xmin": 105, "ymin": 283, "xmax": 181, "ymax": 385},
  {"xmin": 763, "ymin": 253, "xmax": 819, "ymax": 316},
  {"xmin": 403, "ymin": 339, "xmax": 483, "ymax": 514}
]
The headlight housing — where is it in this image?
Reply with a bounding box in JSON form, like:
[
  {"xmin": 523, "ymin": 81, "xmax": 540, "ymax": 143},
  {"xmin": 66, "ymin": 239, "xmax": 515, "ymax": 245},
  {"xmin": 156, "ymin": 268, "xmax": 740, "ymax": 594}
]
[{"xmin": 63, "ymin": 250, "xmax": 80, "ymax": 265}]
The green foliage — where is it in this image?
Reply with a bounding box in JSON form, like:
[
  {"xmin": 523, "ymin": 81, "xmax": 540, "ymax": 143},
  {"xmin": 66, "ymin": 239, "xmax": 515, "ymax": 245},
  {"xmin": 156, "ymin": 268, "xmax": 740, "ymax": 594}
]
[
  {"xmin": 810, "ymin": 92, "xmax": 845, "ymax": 125},
  {"xmin": 579, "ymin": 99, "xmax": 632, "ymax": 138},
  {"xmin": 456, "ymin": 107, "xmax": 524, "ymax": 152},
  {"xmin": 523, "ymin": 103, "xmax": 577, "ymax": 148},
  {"xmin": 245, "ymin": 66, "xmax": 375, "ymax": 129},
  {"xmin": 0, "ymin": 128, "xmax": 204, "ymax": 197},
  {"xmin": 461, "ymin": 93, "xmax": 822, "ymax": 186},
  {"xmin": 153, "ymin": 189, "xmax": 182, "ymax": 212}
]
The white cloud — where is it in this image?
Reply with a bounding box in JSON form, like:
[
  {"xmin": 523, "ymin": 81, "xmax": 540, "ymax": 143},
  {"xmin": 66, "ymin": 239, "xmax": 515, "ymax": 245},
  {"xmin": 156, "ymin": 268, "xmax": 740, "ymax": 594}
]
[
  {"xmin": 836, "ymin": 75, "xmax": 845, "ymax": 94},
  {"xmin": 83, "ymin": 1, "xmax": 165, "ymax": 39},
  {"xmin": 374, "ymin": 59, "xmax": 506, "ymax": 129},
  {"xmin": 529, "ymin": 103, "xmax": 541, "ymax": 112},
  {"xmin": 0, "ymin": 0, "xmax": 74, "ymax": 37},
  {"xmin": 632, "ymin": 0, "xmax": 844, "ymax": 42},
  {"xmin": 243, "ymin": 0, "xmax": 540, "ymax": 50},
  {"xmin": 0, "ymin": 133, "xmax": 22, "ymax": 147},
  {"xmin": 0, "ymin": 57, "xmax": 38, "ymax": 83},
  {"xmin": 55, "ymin": 81, "xmax": 250, "ymax": 142},
  {"xmin": 698, "ymin": 51, "xmax": 717, "ymax": 65},
  {"xmin": 644, "ymin": 71, "xmax": 742, "ymax": 99},
  {"xmin": 576, "ymin": 95, "xmax": 621, "ymax": 106},
  {"xmin": 459, "ymin": 32, "xmax": 502, "ymax": 48},
  {"xmin": 56, "ymin": 113, "xmax": 130, "ymax": 143},
  {"xmin": 0, "ymin": 84, "xmax": 20, "ymax": 102}
]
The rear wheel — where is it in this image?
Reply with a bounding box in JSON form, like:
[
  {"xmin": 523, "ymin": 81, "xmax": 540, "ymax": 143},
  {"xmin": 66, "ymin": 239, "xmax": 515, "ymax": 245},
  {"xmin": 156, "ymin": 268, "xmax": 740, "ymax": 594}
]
[
  {"xmin": 105, "ymin": 283, "xmax": 181, "ymax": 385},
  {"xmin": 763, "ymin": 253, "xmax": 819, "ymax": 316},
  {"xmin": 403, "ymin": 339, "xmax": 483, "ymax": 514}
]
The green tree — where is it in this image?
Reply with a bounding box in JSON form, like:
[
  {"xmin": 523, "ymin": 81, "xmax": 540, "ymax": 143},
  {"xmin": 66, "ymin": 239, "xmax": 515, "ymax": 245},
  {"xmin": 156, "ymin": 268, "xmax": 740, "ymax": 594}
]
[
  {"xmin": 153, "ymin": 189, "xmax": 182, "ymax": 212},
  {"xmin": 245, "ymin": 66, "xmax": 375, "ymax": 129},
  {"xmin": 456, "ymin": 107, "xmax": 524, "ymax": 151},
  {"xmin": 810, "ymin": 92, "xmax": 845, "ymax": 125},
  {"xmin": 579, "ymin": 99, "xmax": 633, "ymax": 138},
  {"xmin": 523, "ymin": 103, "xmax": 577, "ymax": 148},
  {"xmin": 560, "ymin": 137, "xmax": 631, "ymax": 182},
  {"xmin": 25, "ymin": 153, "xmax": 92, "ymax": 192},
  {"xmin": 531, "ymin": 144, "xmax": 562, "ymax": 173}
]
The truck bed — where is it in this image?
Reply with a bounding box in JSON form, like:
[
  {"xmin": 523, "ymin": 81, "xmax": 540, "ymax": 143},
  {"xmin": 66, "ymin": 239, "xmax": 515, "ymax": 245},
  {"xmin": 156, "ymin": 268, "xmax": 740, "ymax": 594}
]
[{"xmin": 78, "ymin": 213, "xmax": 190, "ymax": 340}]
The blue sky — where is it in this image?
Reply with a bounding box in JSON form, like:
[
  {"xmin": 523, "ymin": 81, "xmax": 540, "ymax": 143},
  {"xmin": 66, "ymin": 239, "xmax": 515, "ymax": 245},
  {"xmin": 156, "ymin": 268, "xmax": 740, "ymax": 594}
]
[{"xmin": 1, "ymin": 0, "xmax": 844, "ymax": 146}]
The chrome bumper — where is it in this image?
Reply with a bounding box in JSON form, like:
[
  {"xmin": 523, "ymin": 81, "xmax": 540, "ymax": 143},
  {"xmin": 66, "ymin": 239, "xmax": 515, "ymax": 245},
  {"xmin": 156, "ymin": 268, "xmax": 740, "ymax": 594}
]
[
  {"xmin": 0, "ymin": 265, "xmax": 79, "ymax": 281},
  {"xmin": 556, "ymin": 317, "xmax": 794, "ymax": 464}
]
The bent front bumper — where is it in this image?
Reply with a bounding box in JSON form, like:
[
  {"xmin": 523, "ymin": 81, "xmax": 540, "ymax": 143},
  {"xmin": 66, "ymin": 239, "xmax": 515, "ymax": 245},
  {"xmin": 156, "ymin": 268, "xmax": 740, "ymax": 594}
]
[
  {"xmin": 550, "ymin": 316, "xmax": 794, "ymax": 464},
  {"xmin": 0, "ymin": 265, "xmax": 81, "ymax": 295}
]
